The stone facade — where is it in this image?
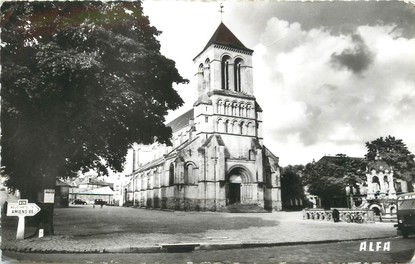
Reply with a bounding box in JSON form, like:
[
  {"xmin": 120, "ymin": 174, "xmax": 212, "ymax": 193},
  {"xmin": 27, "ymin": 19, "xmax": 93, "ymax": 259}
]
[
  {"xmin": 366, "ymin": 155, "xmax": 396, "ymax": 200},
  {"xmin": 125, "ymin": 23, "xmax": 282, "ymax": 212}
]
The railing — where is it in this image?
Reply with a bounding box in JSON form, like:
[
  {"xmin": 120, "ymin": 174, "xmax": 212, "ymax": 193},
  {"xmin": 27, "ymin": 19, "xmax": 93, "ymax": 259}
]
[{"xmin": 302, "ymin": 208, "xmax": 374, "ymax": 223}]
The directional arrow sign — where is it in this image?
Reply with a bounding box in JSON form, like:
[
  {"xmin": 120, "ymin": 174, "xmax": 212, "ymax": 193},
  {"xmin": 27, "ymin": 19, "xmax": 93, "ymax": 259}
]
[
  {"xmin": 7, "ymin": 200, "xmax": 41, "ymax": 217},
  {"xmin": 6, "ymin": 199, "xmax": 41, "ymax": 240}
]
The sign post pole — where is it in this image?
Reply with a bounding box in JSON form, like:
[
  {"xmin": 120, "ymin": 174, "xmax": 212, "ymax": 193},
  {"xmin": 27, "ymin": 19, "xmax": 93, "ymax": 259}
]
[{"xmin": 16, "ymin": 216, "xmax": 25, "ymax": 240}]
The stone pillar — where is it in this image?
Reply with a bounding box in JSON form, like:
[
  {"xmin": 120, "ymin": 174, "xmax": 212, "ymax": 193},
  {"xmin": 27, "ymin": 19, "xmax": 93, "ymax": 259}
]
[
  {"xmin": 388, "ymin": 172, "xmax": 397, "ymax": 199},
  {"xmin": 366, "ymin": 173, "xmax": 375, "ymax": 200},
  {"xmin": 204, "ymin": 65, "xmax": 210, "ymax": 91},
  {"xmin": 243, "ymin": 66, "xmax": 253, "ymax": 95},
  {"xmin": 379, "ymin": 172, "xmax": 386, "ymax": 195},
  {"xmin": 228, "ymin": 63, "xmax": 235, "ymax": 91}
]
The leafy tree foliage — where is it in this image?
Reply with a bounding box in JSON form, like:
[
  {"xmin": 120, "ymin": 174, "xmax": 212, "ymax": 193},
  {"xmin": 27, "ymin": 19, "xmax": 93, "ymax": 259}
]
[
  {"xmin": 302, "ymin": 154, "xmax": 366, "ymax": 208},
  {"xmin": 1, "ymin": 1, "xmax": 187, "ymax": 234},
  {"xmin": 365, "ymin": 136, "xmax": 415, "ymax": 189},
  {"xmin": 280, "ymin": 165, "xmax": 305, "ymax": 210}
]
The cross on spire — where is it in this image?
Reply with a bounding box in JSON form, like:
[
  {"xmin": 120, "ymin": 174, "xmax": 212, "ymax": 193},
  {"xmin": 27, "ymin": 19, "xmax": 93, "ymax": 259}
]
[{"xmin": 219, "ymin": 3, "xmax": 224, "ymax": 22}]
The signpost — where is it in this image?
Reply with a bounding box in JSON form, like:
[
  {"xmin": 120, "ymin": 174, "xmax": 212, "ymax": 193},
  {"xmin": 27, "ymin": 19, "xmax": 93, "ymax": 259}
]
[
  {"xmin": 7, "ymin": 199, "xmax": 41, "ymax": 239},
  {"xmin": 38, "ymin": 189, "xmax": 55, "ymax": 204}
]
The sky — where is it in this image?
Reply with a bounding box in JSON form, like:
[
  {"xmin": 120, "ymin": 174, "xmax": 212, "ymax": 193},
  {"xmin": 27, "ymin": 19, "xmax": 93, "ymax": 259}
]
[{"xmin": 126, "ymin": 0, "xmax": 415, "ymax": 168}]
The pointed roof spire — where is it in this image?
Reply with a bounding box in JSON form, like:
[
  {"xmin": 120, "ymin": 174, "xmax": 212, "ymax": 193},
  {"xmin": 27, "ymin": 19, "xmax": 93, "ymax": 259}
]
[
  {"xmin": 203, "ymin": 22, "xmax": 252, "ymax": 52},
  {"xmin": 194, "ymin": 22, "xmax": 253, "ymax": 60}
]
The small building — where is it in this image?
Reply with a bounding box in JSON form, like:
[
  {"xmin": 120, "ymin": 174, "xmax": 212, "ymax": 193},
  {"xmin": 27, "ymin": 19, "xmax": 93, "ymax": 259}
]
[
  {"xmin": 363, "ymin": 154, "xmax": 407, "ymax": 216},
  {"xmin": 55, "ymin": 179, "xmax": 71, "ymax": 208},
  {"xmin": 68, "ymin": 174, "xmax": 115, "ymax": 205},
  {"xmin": 71, "ymin": 186, "xmax": 114, "ymax": 205}
]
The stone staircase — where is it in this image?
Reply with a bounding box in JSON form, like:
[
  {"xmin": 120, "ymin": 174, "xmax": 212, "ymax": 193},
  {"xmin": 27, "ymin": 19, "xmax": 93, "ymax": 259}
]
[{"xmin": 217, "ymin": 204, "xmax": 269, "ymax": 213}]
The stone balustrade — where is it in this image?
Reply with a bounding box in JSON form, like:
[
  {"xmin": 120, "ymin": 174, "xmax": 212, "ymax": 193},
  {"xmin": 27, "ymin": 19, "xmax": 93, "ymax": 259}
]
[{"xmin": 302, "ymin": 208, "xmax": 375, "ymax": 223}]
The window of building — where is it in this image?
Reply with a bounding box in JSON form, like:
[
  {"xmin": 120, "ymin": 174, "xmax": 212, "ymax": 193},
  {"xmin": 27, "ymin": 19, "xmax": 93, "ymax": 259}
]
[
  {"xmin": 216, "ymin": 118, "xmax": 222, "ymax": 132},
  {"xmin": 169, "ymin": 163, "xmax": 174, "ymax": 186},
  {"xmin": 204, "ymin": 58, "xmax": 210, "ymax": 89},
  {"xmin": 246, "ymin": 122, "xmax": 253, "ymax": 135},
  {"xmin": 205, "ymin": 116, "xmax": 208, "ymax": 123},
  {"xmin": 217, "ymin": 100, "xmax": 223, "ymax": 114},
  {"xmin": 184, "ymin": 163, "xmax": 195, "ymax": 184},
  {"xmin": 221, "ymin": 56, "xmax": 231, "ymax": 90},
  {"xmin": 233, "ymin": 120, "xmax": 238, "ymax": 133},
  {"xmin": 372, "ymin": 176, "xmax": 380, "ymax": 191},
  {"xmin": 232, "ymin": 102, "xmax": 238, "ymax": 116},
  {"xmin": 234, "ymin": 58, "xmax": 243, "ymax": 92},
  {"xmin": 225, "ymin": 120, "xmax": 229, "ymax": 133},
  {"xmin": 246, "ymin": 104, "xmax": 252, "ymax": 118}
]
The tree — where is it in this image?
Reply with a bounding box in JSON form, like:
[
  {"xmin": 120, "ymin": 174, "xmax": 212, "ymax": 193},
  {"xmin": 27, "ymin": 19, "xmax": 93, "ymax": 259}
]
[
  {"xmin": 302, "ymin": 154, "xmax": 366, "ymax": 209},
  {"xmin": 1, "ymin": 1, "xmax": 187, "ymax": 235},
  {"xmin": 365, "ymin": 136, "xmax": 415, "ymax": 191},
  {"xmin": 280, "ymin": 165, "xmax": 305, "ymax": 210}
]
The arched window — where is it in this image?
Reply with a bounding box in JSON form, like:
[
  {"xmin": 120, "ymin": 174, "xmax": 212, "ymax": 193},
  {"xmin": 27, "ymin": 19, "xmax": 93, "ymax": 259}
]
[
  {"xmin": 204, "ymin": 58, "xmax": 210, "ymax": 89},
  {"xmin": 384, "ymin": 175, "xmax": 389, "ymax": 189},
  {"xmin": 217, "ymin": 100, "xmax": 223, "ymax": 114},
  {"xmin": 225, "ymin": 120, "xmax": 229, "ymax": 133},
  {"xmin": 169, "ymin": 163, "xmax": 174, "ymax": 186},
  {"xmin": 232, "ymin": 102, "xmax": 238, "ymax": 116},
  {"xmin": 239, "ymin": 122, "xmax": 244, "ymax": 135},
  {"xmin": 234, "ymin": 58, "xmax": 243, "ymax": 92},
  {"xmin": 246, "ymin": 104, "xmax": 252, "ymax": 118},
  {"xmin": 232, "ymin": 120, "xmax": 238, "ymax": 134},
  {"xmin": 154, "ymin": 167, "xmax": 160, "ymax": 187},
  {"xmin": 198, "ymin": 63, "xmax": 204, "ymax": 90},
  {"xmin": 224, "ymin": 101, "xmax": 230, "ymax": 115},
  {"xmin": 246, "ymin": 122, "xmax": 253, "ymax": 135},
  {"xmin": 372, "ymin": 176, "xmax": 380, "ymax": 191},
  {"xmin": 184, "ymin": 163, "xmax": 195, "ymax": 184},
  {"xmin": 239, "ymin": 103, "xmax": 245, "ymax": 116},
  {"xmin": 221, "ymin": 56, "xmax": 231, "ymax": 90}
]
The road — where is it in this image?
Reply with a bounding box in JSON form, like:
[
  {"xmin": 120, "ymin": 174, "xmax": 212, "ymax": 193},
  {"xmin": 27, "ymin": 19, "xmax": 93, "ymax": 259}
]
[
  {"xmin": 3, "ymin": 237, "xmax": 414, "ymax": 263},
  {"xmin": 2, "ymin": 204, "xmax": 397, "ymax": 253}
]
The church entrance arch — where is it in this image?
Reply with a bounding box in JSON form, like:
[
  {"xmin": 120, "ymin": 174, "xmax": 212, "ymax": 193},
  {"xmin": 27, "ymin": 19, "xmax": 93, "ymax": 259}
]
[
  {"xmin": 229, "ymin": 175, "xmax": 242, "ymax": 204},
  {"xmin": 227, "ymin": 166, "xmax": 252, "ymax": 205}
]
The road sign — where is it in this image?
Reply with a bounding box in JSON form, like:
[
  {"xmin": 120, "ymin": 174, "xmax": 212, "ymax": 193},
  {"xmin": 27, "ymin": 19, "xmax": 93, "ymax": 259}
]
[
  {"xmin": 7, "ymin": 200, "xmax": 41, "ymax": 217},
  {"xmin": 43, "ymin": 189, "xmax": 55, "ymax": 203},
  {"xmin": 6, "ymin": 199, "xmax": 41, "ymax": 240}
]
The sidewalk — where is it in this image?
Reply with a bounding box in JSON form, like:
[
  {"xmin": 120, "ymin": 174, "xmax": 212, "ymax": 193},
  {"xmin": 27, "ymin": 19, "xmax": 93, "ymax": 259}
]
[{"xmin": 1, "ymin": 205, "xmax": 398, "ymax": 253}]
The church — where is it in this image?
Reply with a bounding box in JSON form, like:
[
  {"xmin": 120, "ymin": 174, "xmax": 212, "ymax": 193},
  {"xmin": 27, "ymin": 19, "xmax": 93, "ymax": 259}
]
[{"xmin": 125, "ymin": 22, "xmax": 282, "ymax": 212}]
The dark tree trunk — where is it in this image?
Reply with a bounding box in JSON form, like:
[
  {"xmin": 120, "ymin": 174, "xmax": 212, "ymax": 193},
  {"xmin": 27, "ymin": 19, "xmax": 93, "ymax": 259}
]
[
  {"xmin": 37, "ymin": 203, "xmax": 54, "ymax": 236},
  {"xmin": 34, "ymin": 173, "xmax": 57, "ymax": 236}
]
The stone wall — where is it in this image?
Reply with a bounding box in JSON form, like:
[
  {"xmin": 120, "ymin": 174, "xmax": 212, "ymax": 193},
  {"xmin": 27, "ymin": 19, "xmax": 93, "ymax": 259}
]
[{"xmin": 303, "ymin": 208, "xmax": 375, "ymax": 222}]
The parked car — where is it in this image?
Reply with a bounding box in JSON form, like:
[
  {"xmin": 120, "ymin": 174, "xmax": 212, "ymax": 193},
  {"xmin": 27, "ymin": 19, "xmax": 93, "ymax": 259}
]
[
  {"xmin": 94, "ymin": 199, "xmax": 107, "ymax": 206},
  {"xmin": 395, "ymin": 192, "xmax": 415, "ymax": 238},
  {"xmin": 72, "ymin": 199, "xmax": 87, "ymax": 205}
]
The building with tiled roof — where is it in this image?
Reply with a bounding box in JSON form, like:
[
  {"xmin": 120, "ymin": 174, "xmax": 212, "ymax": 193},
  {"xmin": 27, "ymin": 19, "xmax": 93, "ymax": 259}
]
[{"xmin": 125, "ymin": 22, "xmax": 281, "ymax": 212}]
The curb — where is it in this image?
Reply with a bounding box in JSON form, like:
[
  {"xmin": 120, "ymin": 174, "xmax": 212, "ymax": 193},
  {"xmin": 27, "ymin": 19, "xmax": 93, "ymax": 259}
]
[
  {"xmin": 410, "ymin": 251, "xmax": 415, "ymax": 264},
  {"xmin": 1, "ymin": 236, "xmax": 398, "ymax": 254}
]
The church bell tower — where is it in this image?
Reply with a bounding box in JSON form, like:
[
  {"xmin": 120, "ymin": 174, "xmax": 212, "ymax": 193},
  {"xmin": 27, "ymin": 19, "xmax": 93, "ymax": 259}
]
[{"xmin": 192, "ymin": 22, "xmax": 262, "ymax": 140}]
